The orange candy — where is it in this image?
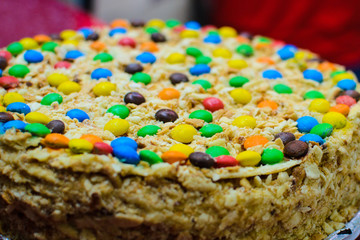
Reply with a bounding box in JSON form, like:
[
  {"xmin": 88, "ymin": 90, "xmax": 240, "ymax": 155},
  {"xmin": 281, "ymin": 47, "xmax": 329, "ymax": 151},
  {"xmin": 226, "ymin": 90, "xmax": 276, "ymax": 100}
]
[
  {"xmin": 80, "ymin": 134, "xmax": 103, "ymax": 145},
  {"xmin": 244, "ymin": 135, "xmax": 269, "ymax": 149},
  {"xmin": 44, "ymin": 133, "xmax": 70, "ymax": 149},
  {"xmin": 110, "ymin": 19, "xmax": 129, "ymax": 28},
  {"xmin": 258, "ymin": 100, "xmax": 278, "ymax": 110},
  {"xmin": 329, "ymin": 104, "xmax": 350, "ymax": 116},
  {"xmin": 161, "ymin": 151, "xmax": 188, "ymax": 164},
  {"xmin": 236, "ymin": 36, "xmax": 250, "ymax": 43},
  {"xmin": 90, "ymin": 41, "xmax": 106, "ymax": 51},
  {"xmin": 33, "ymin": 34, "xmax": 51, "ymax": 43},
  {"xmin": 255, "ymin": 43, "xmax": 270, "ymax": 49},
  {"xmin": 140, "ymin": 42, "xmax": 159, "ymax": 52},
  {"xmin": 317, "ymin": 61, "xmax": 336, "ymax": 71},
  {"xmin": 256, "ymin": 57, "xmax": 275, "ymax": 65},
  {"xmin": 158, "ymin": 88, "xmax": 180, "ymax": 100}
]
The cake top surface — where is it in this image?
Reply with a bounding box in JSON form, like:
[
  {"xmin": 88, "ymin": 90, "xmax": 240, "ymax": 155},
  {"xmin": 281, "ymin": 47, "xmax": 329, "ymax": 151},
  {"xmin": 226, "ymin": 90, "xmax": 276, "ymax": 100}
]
[{"xmin": 0, "ymin": 18, "xmax": 358, "ymax": 181}]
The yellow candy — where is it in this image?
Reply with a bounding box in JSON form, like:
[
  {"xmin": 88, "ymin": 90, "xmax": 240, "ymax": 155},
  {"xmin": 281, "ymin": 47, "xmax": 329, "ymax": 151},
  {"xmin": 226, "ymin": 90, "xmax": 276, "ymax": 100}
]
[
  {"xmin": 69, "ymin": 139, "xmax": 93, "ymax": 154},
  {"xmin": 233, "ymin": 115, "xmax": 256, "ymax": 128},
  {"xmin": 0, "ymin": 106, "xmax": 6, "ymax": 112},
  {"xmin": 60, "ymin": 29, "xmax": 77, "ymax": 40},
  {"xmin": 230, "ymin": 88, "xmax": 251, "ymax": 104},
  {"xmin": 166, "ymin": 53, "xmax": 186, "ymax": 64},
  {"xmin": 19, "ymin": 37, "xmax": 39, "ymax": 50},
  {"xmin": 3, "ymin": 92, "xmax": 25, "ymax": 106},
  {"xmin": 294, "ymin": 51, "xmax": 313, "ymax": 61},
  {"xmin": 58, "ymin": 81, "xmax": 81, "ymax": 95},
  {"xmin": 180, "ymin": 30, "xmax": 199, "ymax": 38},
  {"xmin": 25, "ymin": 112, "xmax": 51, "ymax": 124},
  {"xmin": 236, "ymin": 151, "xmax": 261, "ymax": 166},
  {"xmin": 47, "ymin": 73, "xmax": 69, "ymax": 87},
  {"xmin": 146, "ymin": 19, "xmax": 166, "ymax": 29},
  {"xmin": 170, "ymin": 124, "xmax": 197, "ymax": 143},
  {"xmin": 322, "ymin": 112, "xmax": 347, "ymax": 129},
  {"xmin": 219, "ymin": 26, "xmax": 237, "ymax": 38},
  {"xmin": 93, "ymin": 82, "xmax": 116, "ymax": 96},
  {"xmin": 169, "ymin": 143, "xmax": 194, "ymax": 157},
  {"xmin": 104, "ymin": 119, "xmax": 129, "ymax": 136},
  {"xmin": 228, "ymin": 59, "xmax": 248, "ymax": 69},
  {"xmin": 62, "ymin": 40, "xmax": 79, "ymax": 46},
  {"xmin": 309, "ymin": 99, "xmax": 330, "ymax": 113},
  {"xmin": 213, "ymin": 48, "xmax": 232, "ymax": 58},
  {"xmin": 332, "ymin": 72, "xmax": 354, "ymax": 84}
]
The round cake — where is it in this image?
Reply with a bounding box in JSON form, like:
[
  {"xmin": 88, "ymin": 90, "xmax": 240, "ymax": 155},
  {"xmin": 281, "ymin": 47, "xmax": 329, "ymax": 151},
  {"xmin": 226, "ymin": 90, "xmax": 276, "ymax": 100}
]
[{"xmin": 0, "ymin": 18, "xmax": 359, "ymax": 240}]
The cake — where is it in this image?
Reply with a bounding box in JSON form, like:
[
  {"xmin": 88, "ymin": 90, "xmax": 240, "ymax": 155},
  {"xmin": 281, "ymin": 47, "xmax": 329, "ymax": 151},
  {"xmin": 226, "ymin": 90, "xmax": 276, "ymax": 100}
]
[{"xmin": 0, "ymin": 18, "xmax": 359, "ymax": 240}]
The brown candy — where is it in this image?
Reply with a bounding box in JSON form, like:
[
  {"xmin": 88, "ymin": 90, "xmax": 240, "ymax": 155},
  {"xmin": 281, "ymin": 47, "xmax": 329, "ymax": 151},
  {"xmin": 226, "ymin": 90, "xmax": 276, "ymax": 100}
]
[
  {"xmin": 275, "ymin": 132, "xmax": 296, "ymax": 145},
  {"xmin": 0, "ymin": 112, "xmax": 14, "ymax": 123},
  {"xmin": 284, "ymin": 140, "xmax": 308, "ymax": 159},
  {"xmin": 339, "ymin": 90, "xmax": 360, "ymax": 102}
]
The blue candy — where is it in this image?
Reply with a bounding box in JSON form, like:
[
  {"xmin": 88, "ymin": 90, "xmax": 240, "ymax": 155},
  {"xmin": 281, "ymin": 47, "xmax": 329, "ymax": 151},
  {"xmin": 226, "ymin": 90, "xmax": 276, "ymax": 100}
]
[
  {"xmin": 113, "ymin": 146, "xmax": 140, "ymax": 165},
  {"xmin": 185, "ymin": 21, "xmax": 201, "ymax": 30},
  {"xmin": 109, "ymin": 28, "xmax": 127, "ymax": 36},
  {"xmin": 203, "ymin": 35, "xmax": 222, "ymax": 44},
  {"xmin": 24, "ymin": 50, "xmax": 44, "ymax": 63},
  {"xmin": 110, "ymin": 137, "xmax": 137, "ymax": 150},
  {"xmin": 136, "ymin": 52, "xmax": 156, "ymax": 64},
  {"xmin": 3, "ymin": 120, "xmax": 27, "ymax": 131},
  {"xmin": 6, "ymin": 102, "xmax": 31, "ymax": 115},
  {"xmin": 282, "ymin": 44, "xmax": 298, "ymax": 52},
  {"xmin": 337, "ymin": 79, "xmax": 356, "ymax": 90},
  {"xmin": 296, "ymin": 116, "xmax": 319, "ymax": 133},
  {"xmin": 303, "ymin": 69, "xmax": 323, "ymax": 83},
  {"xmin": 66, "ymin": 109, "xmax": 89, "ymax": 122},
  {"xmin": 262, "ymin": 69, "xmax": 283, "ymax": 79},
  {"xmin": 0, "ymin": 69, "xmax": 2, "ymax": 77},
  {"xmin": 0, "ymin": 123, "xmax": 4, "ymax": 135},
  {"xmin": 299, "ymin": 134, "xmax": 325, "ymax": 145},
  {"xmin": 65, "ymin": 50, "xmax": 85, "ymax": 60},
  {"xmin": 189, "ymin": 64, "xmax": 211, "ymax": 76},
  {"xmin": 91, "ymin": 68, "xmax": 113, "ymax": 80},
  {"xmin": 277, "ymin": 47, "xmax": 295, "ymax": 60},
  {"xmin": 78, "ymin": 27, "xmax": 94, "ymax": 38}
]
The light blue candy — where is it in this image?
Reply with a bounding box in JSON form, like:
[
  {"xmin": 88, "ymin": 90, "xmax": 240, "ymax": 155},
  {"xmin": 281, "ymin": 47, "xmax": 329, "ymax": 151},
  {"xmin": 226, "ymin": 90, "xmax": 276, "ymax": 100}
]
[
  {"xmin": 66, "ymin": 109, "xmax": 89, "ymax": 122},
  {"xmin": 6, "ymin": 102, "xmax": 31, "ymax": 115},
  {"xmin": 109, "ymin": 28, "xmax": 127, "ymax": 36},
  {"xmin": 113, "ymin": 146, "xmax": 140, "ymax": 165},
  {"xmin": 24, "ymin": 50, "xmax": 44, "ymax": 63},
  {"xmin": 185, "ymin": 21, "xmax": 201, "ymax": 30},
  {"xmin": 299, "ymin": 134, "xmax": 325, "ymax": 145},
  {"xmin": 337, "ymin": 79, "xmax": 356, "ymax": 90},
  {"xmin": 136, "ymin": 52, "xmax": 156, "ymax": 64},
  {"xmin": 296, "ymin": 116, "xmax": 319, "ymax": 133},
  {"xmin": 65, "ymin": 50, "xmax": 85, "ymax": 59},
  {"xmin": 262, "ymin": 69, "xmax": 283, "ymax": 79},
  {"xmin": 3, "ymin": 120, "xmax": 27, "ymax": 131},
  {"xmin": 189, "ymin": 64, "xmax": 211, "ymax": 76},
  {"xmin": 203, "ymin": 35, "xmax": 221, "ymax": 44},
  {"xmin": 91, "ymin": 68, "xmax": 112, "ymax": 80},
  {"xmin": 303, "ymin": 69, "xmax": 323, "ymax": 83},
  {"xmin": 78, "ymin": 27, "xmax": 94, "ymax": 38},
  {"xmin": 111, "ymin": 137, "xmax": 138, "ymax": 150}
]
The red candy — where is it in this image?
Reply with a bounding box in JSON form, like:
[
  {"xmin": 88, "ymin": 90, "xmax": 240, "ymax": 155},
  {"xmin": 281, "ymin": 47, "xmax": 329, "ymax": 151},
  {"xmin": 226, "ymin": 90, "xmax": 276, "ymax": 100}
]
[
  {"xmin": 215, "ymin": 155, "xmax": 238, "ymax": 168},
  {"xmin": 173, "ymin": 26, "xmax": 186, "ymax": 33},
  {"xmin": 54, "ymin": 61, "xmax": 71, "ymax": 69},
  {"xmin": 201, "ymin": 25, "xmax": 217, "ymax": 32},
  {"xmin": 93, "ymin": 142, "xmax": 113, "ymax": 155},
  {"xmin": 0, "ymin": 50, "xmax": 12, "ymax": 61},
  {"xmin": 0, "ymin": 76, "xmax": 19, "ymax": 89},
  {"xmin": 203, "ymin": 97, "xmax": 224, "ymax": 112},
  {"xmin": 336, "ymin": 95, "xmax": 356, "ymax": 107},
  {"xmin": 118, "ymin": 37, "xmax": 136, "ymax": 48}
]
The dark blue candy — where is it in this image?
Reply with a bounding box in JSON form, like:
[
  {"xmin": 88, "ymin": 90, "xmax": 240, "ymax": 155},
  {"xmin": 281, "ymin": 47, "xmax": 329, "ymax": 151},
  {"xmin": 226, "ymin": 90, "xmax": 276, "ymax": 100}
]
[
  {"xmin": 65, "ymin": 50, "xmax": 85, "ymax": 59},
  {"xmin": 337, "ymin": 79, "xmax": 356, "ymax": 91},
  {"xmin": 110, "ymin": 137, "xmax": 138, "ymax": 150},
  {"xmin": 185, "ymin": 21, "xmax": 201, "ymax": 30},
  {"xmin": 66, "ymin": 109, "xmax": 90, "ymax": 122},
  {"xmin": 78, "ymin": 27, "xmax": 94, "ymax": 38},
  {"xmin": 203, "ymin": 35, "xmax": 221, "ymax": 44},
  {"xmin": 299, "ymin": 134, "xmax": 325, "ymax": 145},
  {"xmin": 136, "ymin": 52, "xmax": 156, "ymax": 64},
  {"xmin": 24, "ymin": 50, "xmax": 44, "ymax": 63},
  {"xmin": 113, "ymin": 146, "xmax": 140, "ymax": 165},
  {"xmin": 3, "ymin": 120, "xmax": 27, "ymax": 131},
  {"xmin": 296, "ymin": 116, "xmax": 319, "ymax": 133},
  {"xmin": 277, "ymin": 47, "xmax": 295, "ymax": 60},
  {"xmin": 189, "ymin": 64, "xmax": 211, "ymax": 76},
  {"xmin": 303, "ymin": 69, "xmax": 323, "ymax": 83},
  {"xmin": 262, "ymin": 69, "xmax": 283, "ymax": 79},
  {"xmin": 6, "ymin": 102, "xmax": 31, "ymax": 115},
  {"xmin": 91, "ymin": 68, "xmax": 113, "ymax": 80},
  {"xmin": 109, "ymin": 28, "xmax": 127, "ymax": 37}
]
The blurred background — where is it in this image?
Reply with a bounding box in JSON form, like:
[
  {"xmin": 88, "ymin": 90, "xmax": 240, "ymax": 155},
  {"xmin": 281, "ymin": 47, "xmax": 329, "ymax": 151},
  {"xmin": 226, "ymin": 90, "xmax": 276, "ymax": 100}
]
[{"xmin": 0, "ymin": 0, "xmax": 359, "ymax": 77}]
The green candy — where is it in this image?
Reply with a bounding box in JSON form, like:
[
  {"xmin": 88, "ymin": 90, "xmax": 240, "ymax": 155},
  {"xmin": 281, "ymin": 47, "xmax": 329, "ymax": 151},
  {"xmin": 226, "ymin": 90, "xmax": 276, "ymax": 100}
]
[
  {"xmin": 261, "ymin": 148, "xmax": 284, "ymax": 165},
  {"xmin": 236, "ymin": 44, "xmax": 254, "ymax": 57},
  {"xmin": 208, "ymin": 30, "xmax": 219, "ymax": 36},
  {"xmin": 195, "ymin": 55, "xmax": 212, "ymax": 64},
  {"xmin": 192, "ymin": 79, "xmax": 211, "ymax": 90},
  {"xmin": 310, "ymin": 123, "xmax": 333, "ymax": 138},
  {"xmin": 145, "ymin": 27, "xmax": 160, "ymax": 34},
  {"xmin": 7, "ymin": 42, "xmax": 24, "ymax": 56},
  {"xmin": 229, "ymin": 76, "xmax": 249, "ymax": 87},
  {"xmin": 206, "ymin": 146, "xmax": 230, "ymax": 158},
  {"xmin": 8, "ymin": 64, "xmax": 30, "ymax": 78},
  {"xmin": 41, "ymin": 93, "xmax": 63, "ymax": 105},
  {"xmin": 186, "ymin": 47, "xmax": 203, "ymax": 58},
  {"xmin": 330, "ymin": 70, "xmax": 346, "ymax": 78},
  {"xmin": 130, "ymin": 72, "xmax": 151, "ymax": 85},
  {"xmin": 200, "ymin": 124, "xmax": 223, "ymax": 138},
  {"xmin": 257, "ymin": 36, "xmax": 272, "ymax": 43},
  {"xmin": 166, "ymin": 19, "xmax": 181, "ymax": 28},
  {"xmin": 273, "ymin": 84, "xmax": 292, "ymax": 94},
  {"xmin": 93, "ymin": 53, "xmax": 113, "ymax": 62},
  {"xmin": 41, "ymin": 41, "xmax": 59, "ymax": 53},
  {"xmin": 25, "ymin": 123, "xmax": 51, "ymax": 137},
  {"xmin": 189, "ymin": 110, "xmax": 213, "ymax": 123},
  {"xmin": 303, "ymin": 90, "xmax": 325, "ymax": 100},
  {"xmin": 139, "ymin": 150, "xmax": 163, "ymax": 165},
  {"xmin": 137, "ymin": 125, "xmax": 161, "ymax": 137},
  {"xmin": 107, "ymin": 105, "xmax": 129, "ymax": 119}
]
